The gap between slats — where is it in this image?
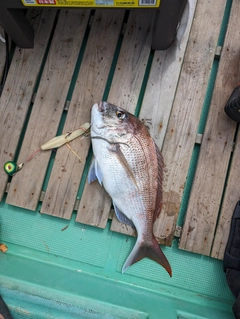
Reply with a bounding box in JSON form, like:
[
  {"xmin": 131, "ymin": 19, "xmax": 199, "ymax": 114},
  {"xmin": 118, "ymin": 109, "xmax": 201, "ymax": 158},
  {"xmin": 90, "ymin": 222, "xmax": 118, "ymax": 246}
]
[
  {"xmin": 179, "ymin": 0, "xmax": 240, "ymax": 255},
  {"xmin": 0, "ymin": 9, "xmax": 57, "ymax": 201},
  {"xmin": 77, "ymin": 9, "xmax": 155, "ymax": 228},
  {"xmin": 41, "ymin": 10, "xmax": 126, "ymax": 222},
  {"xmin": 6, "ymin": 9, "xmax": 91, "ymax": 210},
  {"xmin": 158, "ymin": 0, "xmax": 227, "ymax": 246}
]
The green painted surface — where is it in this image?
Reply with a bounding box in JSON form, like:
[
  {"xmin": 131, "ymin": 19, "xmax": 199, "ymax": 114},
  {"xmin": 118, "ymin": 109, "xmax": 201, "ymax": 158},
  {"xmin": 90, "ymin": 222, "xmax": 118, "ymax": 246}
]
[
  {"xmin": 0, "ymin": 200, "xmax": 235, "ymax": 318},
  {"xmin": 0, "ymin": 1, "xmax": 237, "ymax": 318}
]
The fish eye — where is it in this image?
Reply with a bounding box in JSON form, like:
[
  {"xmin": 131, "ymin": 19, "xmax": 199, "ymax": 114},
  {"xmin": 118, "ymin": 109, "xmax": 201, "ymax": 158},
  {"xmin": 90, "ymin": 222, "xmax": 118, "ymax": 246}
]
[{"xmin": 116, "ymin": 111, "xmax": 125, "ymax": 119}]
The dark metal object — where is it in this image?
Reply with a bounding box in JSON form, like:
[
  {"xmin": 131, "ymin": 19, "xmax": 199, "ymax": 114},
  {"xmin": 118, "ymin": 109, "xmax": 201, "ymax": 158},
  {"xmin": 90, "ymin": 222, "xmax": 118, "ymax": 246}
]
[
  {"xmin": 0, "ymin": 0, "xmax": 187, "ymax": 50},
  {"xmin": 0, "ymin": 1, "xmax": 34, "ymax": 48},
  {"xmin": 152, "ymin": 0, "xmax": 188, "ymax": 50},
  {"xmin": 0, "ymin": 31, "xmax": 9, "ymax": 96}
]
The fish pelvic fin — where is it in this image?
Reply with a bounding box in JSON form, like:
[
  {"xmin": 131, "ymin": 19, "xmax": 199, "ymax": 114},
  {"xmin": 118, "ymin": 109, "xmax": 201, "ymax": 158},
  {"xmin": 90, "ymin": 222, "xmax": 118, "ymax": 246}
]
[{"xmin": 122, "ymin": 236, "xmax": 172, "ymax": 277}]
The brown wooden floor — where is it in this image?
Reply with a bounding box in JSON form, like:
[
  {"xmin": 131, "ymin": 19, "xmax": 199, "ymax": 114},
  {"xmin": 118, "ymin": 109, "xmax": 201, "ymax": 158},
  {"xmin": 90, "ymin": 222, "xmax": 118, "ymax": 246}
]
[{"xmin": 0, "ymin": 0, "xmax": 239, "ymax": 260}]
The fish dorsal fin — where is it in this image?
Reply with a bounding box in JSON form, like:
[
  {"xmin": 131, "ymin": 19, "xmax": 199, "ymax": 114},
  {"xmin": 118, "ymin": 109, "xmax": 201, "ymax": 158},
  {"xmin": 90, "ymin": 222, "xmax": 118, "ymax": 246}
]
[
  {"xmin": 153, "ymin": 142, "xmax": 164, "ymax": 222},
  {"xmin": 88, "ymin": 157, "xmax": 103, "ymax": 185},
  {"xmin": 113, "ymin": 202, "xmax": 134, "ymax": 227}
]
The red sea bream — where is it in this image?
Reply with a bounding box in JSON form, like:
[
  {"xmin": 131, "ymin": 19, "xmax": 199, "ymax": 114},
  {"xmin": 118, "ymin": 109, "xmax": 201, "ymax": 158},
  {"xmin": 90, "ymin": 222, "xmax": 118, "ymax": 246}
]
[{"xmin": 88, "ymin": 101, "xmax": 172, "ymax": 276}]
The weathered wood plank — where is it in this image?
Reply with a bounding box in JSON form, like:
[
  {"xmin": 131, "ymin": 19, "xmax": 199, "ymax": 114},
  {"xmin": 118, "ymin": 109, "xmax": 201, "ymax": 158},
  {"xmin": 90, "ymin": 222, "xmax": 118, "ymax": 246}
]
[
  {"xmin": 41, "ymin": 10, "xmax": 125, "ymax": 220},
  {"xmin": 211, "ymin": 4, "xmax": 240, "ymax": 260},
  {"xmin": 157, "ymin": 0, "xmax": 226, "ymax": 246},
  {"xmin": 77, "ymin": 9, "xmax": 155, "ymax": 227},
  {"xmin": 179, "ymin": 0, "xmax": 240, "ymax": 255},
  {"xmin": 110, "ymin": 0, "xmax": 198, "ymax": 240},
  {"xmin": 107, "ymin": 10, "xmax": 155, "ymax": 112},
  {"xmin": 211, "ymin": 128, "xmax": 240, "ymax": 260},
  {"xmin": 0, "ymin": 9, "xmax": 56, "ymax": 201},
  {"xmin": 140, "ymin": 0, "xmax": 197, "ymax": 147},
  {"xmin": 6, "ymin": 9, "xmax": 90, "ymax": 210},
  {"xmin": 77, "ymin": 173, "xmax": 112, "ymax": 227}
]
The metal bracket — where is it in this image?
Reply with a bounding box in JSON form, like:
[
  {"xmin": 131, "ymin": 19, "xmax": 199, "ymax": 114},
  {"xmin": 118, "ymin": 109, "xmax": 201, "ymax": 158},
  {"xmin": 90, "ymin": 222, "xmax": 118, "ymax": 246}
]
[
  {"xmin": 215, "ymin": 46, "xmax": 222, "ymax": 60},
  {"xmin": 174, "ymin": 225, "xmax": 182, "ymax": 238}
]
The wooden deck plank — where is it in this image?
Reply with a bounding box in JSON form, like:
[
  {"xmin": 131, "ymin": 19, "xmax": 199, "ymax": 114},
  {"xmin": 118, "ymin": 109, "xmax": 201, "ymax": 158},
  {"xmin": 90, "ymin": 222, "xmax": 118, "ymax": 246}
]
[
  {"xmin": 41, "ymin": 10, "xmax": 125, "ymax": 220},
  {"xmin": 110, "ymin": 0, "xmax": 198, "ymax": 240},
  {"xmin": 157, "ymin": 0, "xmax": 226, "ymax": 246},
  {"xmin": 0, "ymin": 9, "xmax": 56, "ymax": 201},
  {"xmin": 179, "ymin": 0, "xmax": 240, "ymax": 255},
  {"xmin": 77, "ymin": 9, "xmax": 155, "ymax": 227},
  {"xmin": 107, "ymin": 9, "xmax": 155, "ymax": 112},
  {"xmin": 211, "ymin": 127, "xmax": 240, "ymax": 260},
  {"xmin": 76, "ymin": 174, "xmax": 112, "ymax": 227},
  {"xmin": 211, "ymin": 2, "xmax": 240, "ymax": 260},
  {"xmin": 140, "ymin": 0, "xmax": 197, "ymax": 148},
  {"xmin": 6, "ymin": 9, "xmax": 90, "ymax": 210}
]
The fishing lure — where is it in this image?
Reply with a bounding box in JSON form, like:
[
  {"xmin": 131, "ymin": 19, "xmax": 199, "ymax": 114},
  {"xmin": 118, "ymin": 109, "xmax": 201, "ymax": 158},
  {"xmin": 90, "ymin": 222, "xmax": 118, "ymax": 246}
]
[
  {"xmin": 41, "ymin": 123, "xmax": 90, "ymax": 150},
  {"xmin": 3, "ymin": 123, "xmax": 90, "ymax": 176},
  {"xmin": 3, "ymin": 161, "xmax": 23, "ymax": 176}
]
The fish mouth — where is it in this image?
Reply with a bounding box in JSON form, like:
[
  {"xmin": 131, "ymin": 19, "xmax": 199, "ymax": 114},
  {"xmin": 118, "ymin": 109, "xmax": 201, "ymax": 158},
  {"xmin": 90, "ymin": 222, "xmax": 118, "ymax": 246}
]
[{"xmin": 91, "ymin": 103, "xmax": 106, "ymax": 132}]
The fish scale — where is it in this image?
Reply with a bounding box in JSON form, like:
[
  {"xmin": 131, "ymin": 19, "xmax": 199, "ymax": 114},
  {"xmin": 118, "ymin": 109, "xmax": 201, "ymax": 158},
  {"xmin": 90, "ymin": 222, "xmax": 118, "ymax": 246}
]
[{"xmin": 88, "ymin": 101, "xmax": 172, "ymax": 276}]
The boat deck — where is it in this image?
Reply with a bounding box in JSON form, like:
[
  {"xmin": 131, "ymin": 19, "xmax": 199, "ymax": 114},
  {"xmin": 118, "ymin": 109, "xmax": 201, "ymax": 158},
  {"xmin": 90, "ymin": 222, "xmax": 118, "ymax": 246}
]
[
  {"xmin": 1, "ymin": 1, "xmax": 238, "ymax": 260},
  {"xmin": 0, "ymin": 1, "xmax": 239, "ymax": 317}
]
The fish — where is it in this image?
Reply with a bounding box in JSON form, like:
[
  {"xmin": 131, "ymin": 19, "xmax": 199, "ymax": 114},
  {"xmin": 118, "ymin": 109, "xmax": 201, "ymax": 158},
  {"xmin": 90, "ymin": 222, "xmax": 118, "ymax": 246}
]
[{"xmin": 88, "ymin": 101, "xmax": 172, "ymax": 277}]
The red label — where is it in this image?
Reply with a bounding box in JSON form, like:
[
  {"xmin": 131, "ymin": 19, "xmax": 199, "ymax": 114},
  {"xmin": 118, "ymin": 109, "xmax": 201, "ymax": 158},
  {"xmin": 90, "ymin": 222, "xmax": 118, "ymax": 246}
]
[{"xmin": 37, "ymin": 0, "xmax": 56, "ymax": 4}]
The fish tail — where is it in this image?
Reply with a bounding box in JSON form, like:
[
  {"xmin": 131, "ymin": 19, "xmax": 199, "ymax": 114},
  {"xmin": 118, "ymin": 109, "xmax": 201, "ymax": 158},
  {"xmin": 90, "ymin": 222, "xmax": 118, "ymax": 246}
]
[{"xmin": 122, "ymin": 236, "xmax": 172, "ymax": 277}]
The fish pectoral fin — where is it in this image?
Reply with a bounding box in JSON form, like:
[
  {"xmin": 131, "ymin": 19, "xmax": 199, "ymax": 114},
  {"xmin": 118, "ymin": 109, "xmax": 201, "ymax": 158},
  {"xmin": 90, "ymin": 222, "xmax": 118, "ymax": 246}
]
[
  {"xmin": 95, "ymin": 158, "xmax": 103, "ymax": 185},
  {"xmin": 88, "ymin": 158, "xmax": 97, "ymax": 184},
  {"xmin": 88, "ymin": 158, "xmax": 103, "ymax": 185},
  {"xmin": 113, "ymin": 202, "xmax": 135, "ymax": 227}
]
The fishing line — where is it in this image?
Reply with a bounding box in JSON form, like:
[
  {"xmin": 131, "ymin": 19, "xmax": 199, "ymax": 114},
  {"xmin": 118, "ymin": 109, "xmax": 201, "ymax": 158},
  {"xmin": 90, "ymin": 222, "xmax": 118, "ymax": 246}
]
[
  {"xmin": 26, "ymin": 148, "xmax": 42, "ymax": 163},
  {"xmin": 66, "ymin": 143, "xmax": 82, "ymax": 162},
  {"xmin": 91, "ymin": 136, "xmax": 129, "ymax": 147}
]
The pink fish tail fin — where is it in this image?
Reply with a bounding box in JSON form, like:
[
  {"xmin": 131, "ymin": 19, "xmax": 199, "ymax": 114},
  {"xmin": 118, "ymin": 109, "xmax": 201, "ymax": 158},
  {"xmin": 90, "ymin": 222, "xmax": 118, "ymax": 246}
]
[{"xmin": 122, "ymin": 236, "xmax": 172, "ymax": 277}]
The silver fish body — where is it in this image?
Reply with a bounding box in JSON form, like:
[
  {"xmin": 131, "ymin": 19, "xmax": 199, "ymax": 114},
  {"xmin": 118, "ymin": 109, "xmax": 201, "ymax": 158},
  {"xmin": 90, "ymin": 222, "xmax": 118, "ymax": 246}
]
[{"xmin": 88, "ymin": 101, "xmax": 172, "ymax": 276}]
